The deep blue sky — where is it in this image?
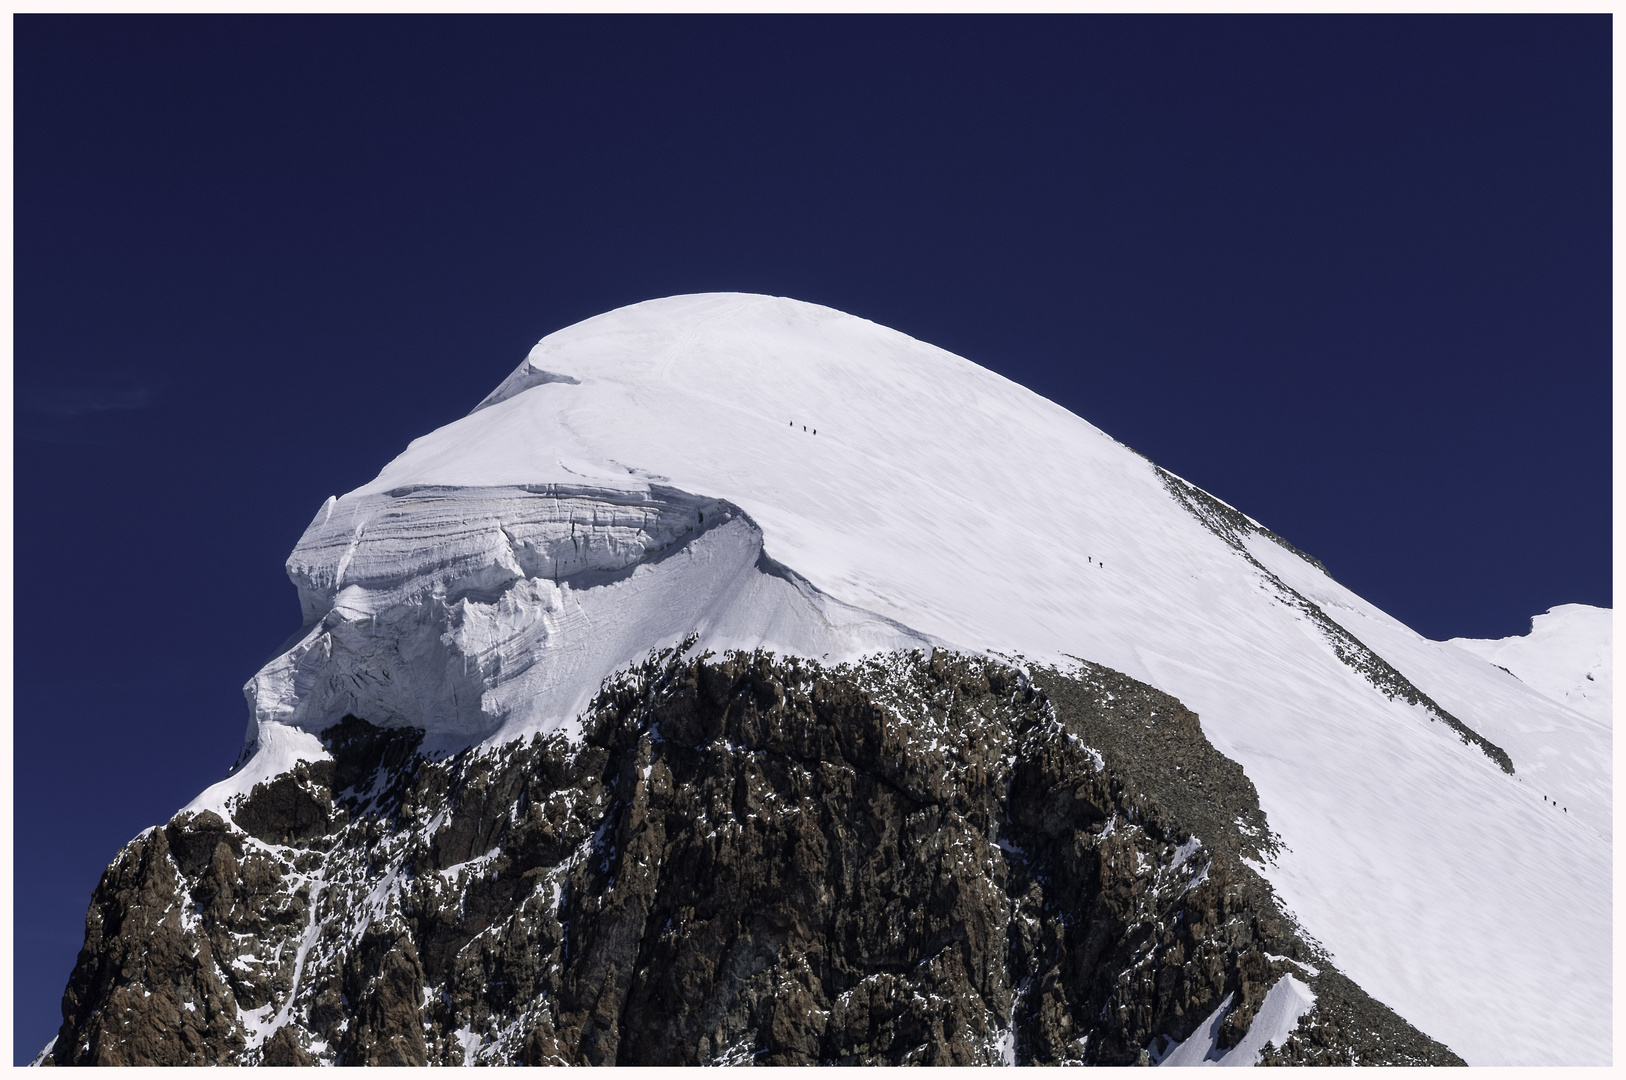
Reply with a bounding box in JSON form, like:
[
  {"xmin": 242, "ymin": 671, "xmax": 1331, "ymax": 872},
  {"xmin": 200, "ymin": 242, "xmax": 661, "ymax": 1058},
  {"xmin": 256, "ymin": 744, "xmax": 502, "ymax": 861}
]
[{"xmin": 13, "ymin": 15, "xmax": 1609, "ymax": 1060}]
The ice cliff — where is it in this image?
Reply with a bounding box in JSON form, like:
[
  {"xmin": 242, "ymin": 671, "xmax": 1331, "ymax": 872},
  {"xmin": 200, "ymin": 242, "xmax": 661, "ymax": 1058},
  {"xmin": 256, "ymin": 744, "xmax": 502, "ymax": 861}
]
[{"xmin": 247, "ymin": 484, "xmax": 928, "ymax": 747}]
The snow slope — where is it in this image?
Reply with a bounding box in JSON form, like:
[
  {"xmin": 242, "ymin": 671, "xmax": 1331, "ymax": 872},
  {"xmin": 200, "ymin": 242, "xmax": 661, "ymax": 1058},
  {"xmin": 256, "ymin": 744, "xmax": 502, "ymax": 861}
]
[
  {"xmin": 1248, "ymin": 545, "xmax": 1611, "ymax": 841},
  {"xmin": 203, "ymin": 293, "xmax": 1608, "ymax": 1065},
  {"xmin": 1447, "ymin": 604, "xmax": 1612, "ymax": 726}
]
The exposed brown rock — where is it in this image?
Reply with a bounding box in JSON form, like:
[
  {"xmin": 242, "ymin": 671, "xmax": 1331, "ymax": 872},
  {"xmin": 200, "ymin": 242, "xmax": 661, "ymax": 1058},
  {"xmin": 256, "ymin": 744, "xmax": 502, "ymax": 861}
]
[{"xmin": 48, "ymin": 648, "xmax": 1462, "ymax": 1066}]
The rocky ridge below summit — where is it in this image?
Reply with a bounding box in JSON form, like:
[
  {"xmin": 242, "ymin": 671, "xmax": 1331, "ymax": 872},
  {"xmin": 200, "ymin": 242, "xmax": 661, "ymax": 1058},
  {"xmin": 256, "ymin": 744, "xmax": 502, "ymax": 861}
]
[{"xmin": 44, "ymin": 649, "xmax": 1462, "ymax": 1066}]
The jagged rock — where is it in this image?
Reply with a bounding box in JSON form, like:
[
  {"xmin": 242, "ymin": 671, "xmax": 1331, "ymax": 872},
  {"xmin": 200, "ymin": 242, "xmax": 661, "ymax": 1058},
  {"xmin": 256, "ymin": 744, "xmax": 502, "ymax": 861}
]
[
  {"xmin": 48, "ymin": 649, "xmax": 1462, "ymax": 1065},
  {"xmin": 338, "ymin": 926, "xmax": 430, "ymax": 1065},
  {"xmin": 259, "ymin": 1026, "xmax": 311, "ymax": 1066},
  {"xmin": 231, "ymin": 762, "xmax": 336, "ymax": 845},
  {"xmin": 52, "ymin": 827, "xmax": 246, "ymax": 1065}
]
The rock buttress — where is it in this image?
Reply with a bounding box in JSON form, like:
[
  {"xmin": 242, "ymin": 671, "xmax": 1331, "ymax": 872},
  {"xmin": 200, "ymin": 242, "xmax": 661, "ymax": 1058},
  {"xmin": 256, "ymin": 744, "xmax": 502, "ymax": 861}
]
[{"xmin": 47, "ymin": 649, "xmax": 1462, "ymax": 1065}]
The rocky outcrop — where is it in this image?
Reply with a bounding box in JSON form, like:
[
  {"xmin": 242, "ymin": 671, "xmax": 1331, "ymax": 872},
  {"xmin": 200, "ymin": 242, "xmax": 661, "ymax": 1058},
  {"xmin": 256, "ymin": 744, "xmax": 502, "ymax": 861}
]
[{"xmin": 46, "ymin": 649, "xmax": 1462, "ymax": 1066}]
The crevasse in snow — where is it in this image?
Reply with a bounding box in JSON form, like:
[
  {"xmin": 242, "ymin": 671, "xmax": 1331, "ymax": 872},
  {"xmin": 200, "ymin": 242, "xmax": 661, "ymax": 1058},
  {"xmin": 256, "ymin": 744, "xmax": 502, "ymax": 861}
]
[{"xmin": 194, "ymin": 293, "xmax": 1607, "ymax": 1066}]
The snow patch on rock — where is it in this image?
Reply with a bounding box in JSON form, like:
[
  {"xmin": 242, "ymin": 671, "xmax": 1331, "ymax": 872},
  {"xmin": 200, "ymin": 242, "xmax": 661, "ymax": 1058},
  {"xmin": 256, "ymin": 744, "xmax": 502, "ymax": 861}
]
[{"xmin": 1157, "ymin": 973, "xmax": 1316, "ymax": 1066}]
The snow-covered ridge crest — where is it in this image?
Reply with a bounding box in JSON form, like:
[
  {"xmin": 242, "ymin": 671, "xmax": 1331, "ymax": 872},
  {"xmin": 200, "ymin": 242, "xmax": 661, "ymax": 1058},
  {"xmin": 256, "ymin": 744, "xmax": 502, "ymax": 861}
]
[{"xmin": 244, "ymin": 482, "xmax": 933, "ymax": 752}]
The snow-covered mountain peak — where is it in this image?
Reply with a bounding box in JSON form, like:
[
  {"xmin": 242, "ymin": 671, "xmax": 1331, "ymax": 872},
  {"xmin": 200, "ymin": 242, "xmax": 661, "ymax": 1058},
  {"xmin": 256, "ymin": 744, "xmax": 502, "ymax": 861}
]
[{"xmin": 193, "ymin": 294, "xmax": 1608, "ymax": 1066}]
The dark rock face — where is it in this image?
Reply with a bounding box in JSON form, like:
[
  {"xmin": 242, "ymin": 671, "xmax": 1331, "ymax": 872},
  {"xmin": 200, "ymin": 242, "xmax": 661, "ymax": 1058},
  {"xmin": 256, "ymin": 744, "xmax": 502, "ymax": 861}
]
[
  {"xmin": 47, "ymin": 649, "xmax": 1462, "ymax": 1066},
  {"xmin": 49, "ymin": 821, "xmax": 248, "ymax": 1066}
]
